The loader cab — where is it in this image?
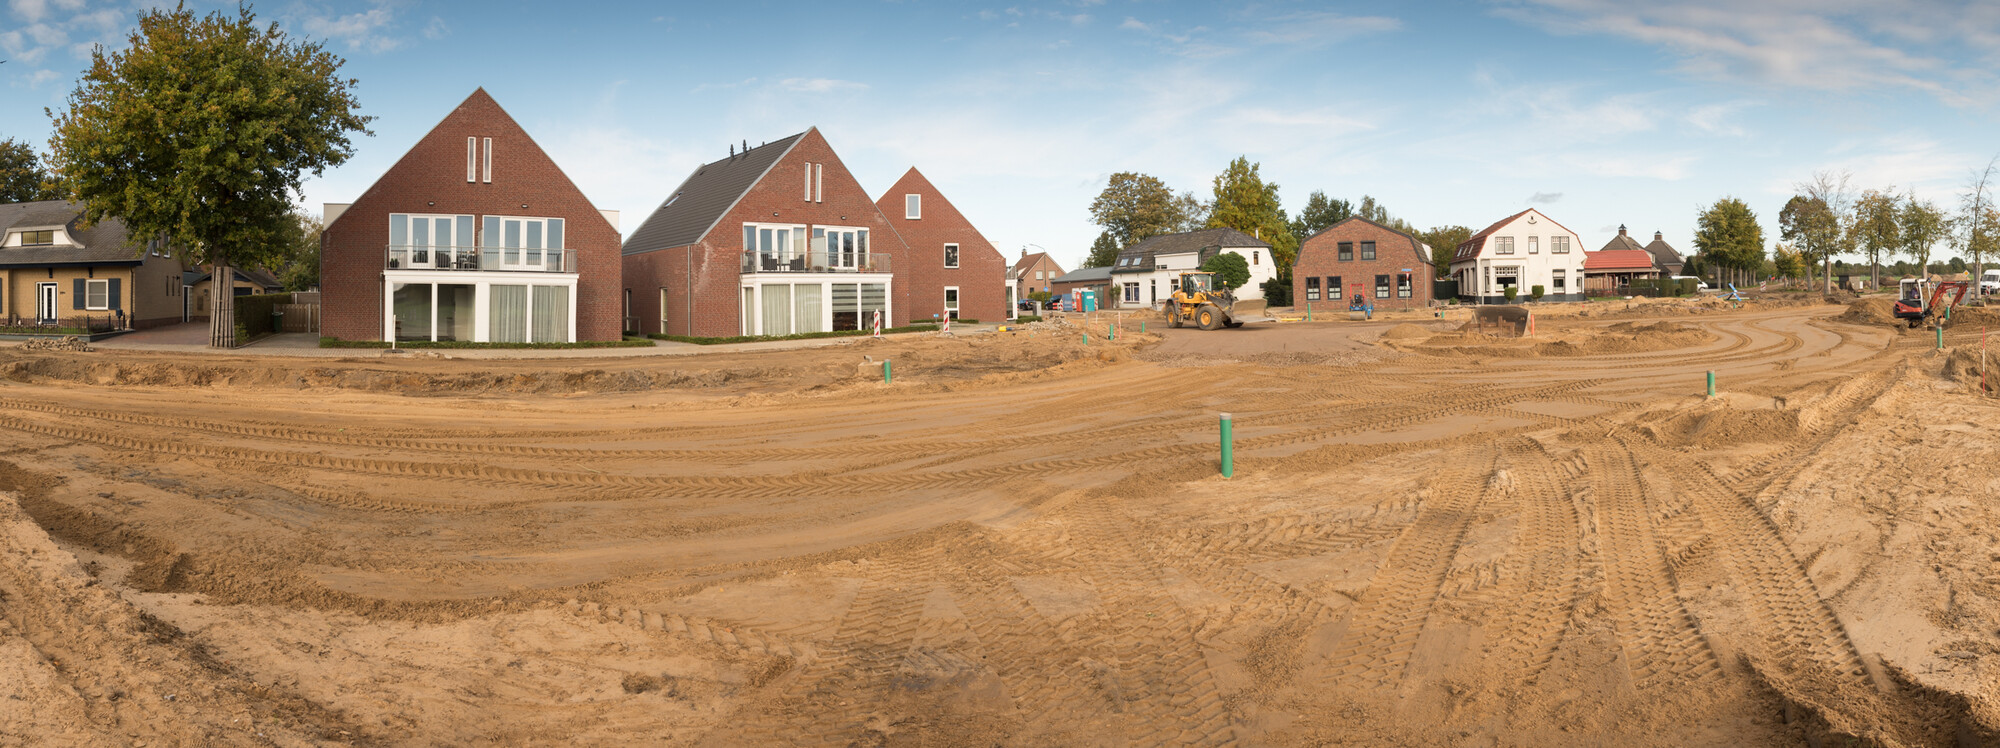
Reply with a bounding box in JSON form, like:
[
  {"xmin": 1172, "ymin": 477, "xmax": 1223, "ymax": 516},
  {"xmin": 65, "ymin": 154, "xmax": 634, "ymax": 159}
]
[
  {"xmin": 1899, "ymin": 278, "xmax": 1925, "ymax": 306},
  {"xmin": 1180, "ymin": 273, "xmax": 1215, "ymax": 296}
]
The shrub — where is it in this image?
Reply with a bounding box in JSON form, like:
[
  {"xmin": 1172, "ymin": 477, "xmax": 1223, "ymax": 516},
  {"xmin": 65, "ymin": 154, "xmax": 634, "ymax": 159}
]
[
  {"xmin": 319, "ymin": 338, "xmax": 654, "ymax": 349},
  {"xmin": 650, "ymin": 324, "xmax": 940, "ymax": 345},
  {"xmin": 1530, "ymin": 284, "xmax": 1545, "ymax": 300},
  {"xmin": 1262, "ymin": 276, "xmax": 1293, "ymax": 306},
  {"xmin": 1503, "ymin": 286, "xmax": 1519, "ymax": 302}
]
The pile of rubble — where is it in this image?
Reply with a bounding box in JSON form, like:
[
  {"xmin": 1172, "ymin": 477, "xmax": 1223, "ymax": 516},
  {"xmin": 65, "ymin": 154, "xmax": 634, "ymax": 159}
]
[{"xmin": 21, "ymin": 336, "xmax": 92, "ymax": 352}]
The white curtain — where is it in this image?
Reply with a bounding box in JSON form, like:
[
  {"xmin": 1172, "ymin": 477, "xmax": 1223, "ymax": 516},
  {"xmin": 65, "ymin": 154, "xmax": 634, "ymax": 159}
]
[
  {"xmin": 490, "ymin": 285, "xmax": 527, "ymax": 343},
  {"xmin": 762, "ymin": 284, "xmax": 792, "ymax": 336},
  {"xmin": 531, "ymin": 285, "xmax": 569, "ymax": 342},
  {"xmin": 793, "ymin": 284, "xmax": 823, "ymax": 333}
]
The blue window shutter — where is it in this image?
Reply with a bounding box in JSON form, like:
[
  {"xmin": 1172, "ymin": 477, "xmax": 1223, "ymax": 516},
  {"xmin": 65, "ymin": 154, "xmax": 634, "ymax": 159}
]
[
  {"xmin": 108, "ymin": 278, "xmax": 122, "ymax": 310},
  {"xmin": 73, "ymin": 279, "xmax": 85, "ymax": 309}
]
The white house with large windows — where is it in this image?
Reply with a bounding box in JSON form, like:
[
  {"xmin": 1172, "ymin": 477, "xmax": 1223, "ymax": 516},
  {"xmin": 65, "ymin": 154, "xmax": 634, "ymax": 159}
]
[
  {"xmin": 1106, "ymin": 227, "xmax": 1275, "ymax": 309},
  {"xmin": 1449, "ymin": 208, "xmax": 1588, "ymax": 303}
]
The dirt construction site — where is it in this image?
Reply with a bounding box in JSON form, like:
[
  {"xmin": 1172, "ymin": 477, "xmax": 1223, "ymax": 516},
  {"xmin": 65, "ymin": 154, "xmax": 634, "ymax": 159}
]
[{"xmin": 1, "ymin": 297, "xmax": 1998, "ymax": 747}]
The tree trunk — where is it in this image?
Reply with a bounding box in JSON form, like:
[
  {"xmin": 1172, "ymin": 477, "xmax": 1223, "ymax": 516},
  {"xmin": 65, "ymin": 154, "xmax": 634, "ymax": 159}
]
[
  {"xmin": 1823, "ymin": 251, "xmax": 1833, "ymax": 296},
  {"xmin": 211, "ymin": 260, "xmax": 236, "ymax": 348}
]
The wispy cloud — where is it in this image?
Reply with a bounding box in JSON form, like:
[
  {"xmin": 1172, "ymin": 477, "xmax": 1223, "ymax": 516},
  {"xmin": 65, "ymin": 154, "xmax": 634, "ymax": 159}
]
[
  {"xmin": 296, "ymin": 1, "xmax": 403, "ymax": 54},
  {"xmin": 421, "ymin": 16, "xmax": 448, "ymax": 41},
  {"xmin": 1496, "ymin": 0, "xmax": 1998, "ymax": 106},
  {"xmin": 1530, "ymin": 191, "xmax": 1563, "ymax": 203},
  {"xmin": 779, "ymin": 78, "xmax": 867, "ymax": 94}
]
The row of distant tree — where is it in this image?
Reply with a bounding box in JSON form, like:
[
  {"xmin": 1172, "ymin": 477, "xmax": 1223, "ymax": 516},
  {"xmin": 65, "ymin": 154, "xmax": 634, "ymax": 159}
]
[
  {"xmin": 1080, "ymin": 162, "xmax": 1471, "ymax": 304},
  {"xmin": 1688, "ymin": 165, "xmax": 1999, "ymax": 290}
]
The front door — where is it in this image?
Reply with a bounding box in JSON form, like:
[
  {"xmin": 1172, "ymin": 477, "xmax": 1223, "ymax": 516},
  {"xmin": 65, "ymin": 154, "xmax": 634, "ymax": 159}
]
[{"xmin": 37, "ymin": 283, "xmax": 58, "ymax": 324}]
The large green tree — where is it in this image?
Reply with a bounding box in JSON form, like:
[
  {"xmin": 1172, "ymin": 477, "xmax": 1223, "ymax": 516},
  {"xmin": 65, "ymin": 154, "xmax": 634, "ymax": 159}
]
[
  {"xmin": 1083, "ymin": 230, "xmax": 1120, "ymax": 268},
  {"xmin": 1795, "ymin": 170, "xmax": 1854, "ymax": 293},
  {"xmin": 0, "ymin": 137, "xmax": 55, "ymax": 202},
  {"xmin": 1287, "ymin": 190, "xmax": 1351, "ymax": 239},
  {"xmin": 1898, "ymin": 193, "xmax": 1949, "ymax": 278},
  {"xmin": 1851, "ymin": 188, "xmax": 1901, "ymax": 289},
  {"xmin": 47, "ymin": 5, "xmax": 371, "ymax": 346},
  {"xmin": 1694, "ymin": 196, "xmax": 1765, "ymax": 288},
  {"xmin": 1089, "ymin": 172, "xmax": 1201, "ymax": 249},
  {"xmin": 275, "ymin": 210, "xmax": 324, "ymax": 291},
  {"xmin": 1417, "ymin": 225, "xmax": 1471, "ymax": 279},
  {"xmin": 1959, "ymin": 156, "xmax": 1999, "ymax": 293},
  {"xmin": 1206, "ymin": 156, "xmax": 1297, "ymax": 265}
]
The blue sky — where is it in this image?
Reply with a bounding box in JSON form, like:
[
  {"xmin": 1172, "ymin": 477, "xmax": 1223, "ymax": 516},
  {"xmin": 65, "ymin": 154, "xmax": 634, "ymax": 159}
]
[{"xmin": 5, "ymin": 0, "xmax": 1999, "ymax": 270}]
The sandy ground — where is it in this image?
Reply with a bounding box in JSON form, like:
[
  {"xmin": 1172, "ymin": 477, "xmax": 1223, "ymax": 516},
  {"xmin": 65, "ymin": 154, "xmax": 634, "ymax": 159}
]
[{"xmin": 0, "ymin": 307, "xmax": 1996, "ymax": 746}]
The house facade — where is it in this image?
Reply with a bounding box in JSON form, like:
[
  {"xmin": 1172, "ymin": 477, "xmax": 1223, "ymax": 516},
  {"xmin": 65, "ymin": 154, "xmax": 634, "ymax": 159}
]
[
  {"xmin": 321, "ymin": 88, "xmax": 624, "ymax": 343},
  {"xmin": 1009, "ymin": 251, "xmax": 1064, "ymax": 302},
  {"xmin": 0, "ymin": 201, "xmax": 186, "ymax": 330},
  {"xmin": 624, "ymin": 128, "xmax": 912, "ymax": 338},
  {"xmin": 1581, "ymin": 249, "xmax": 1659, "ymax": 295},
  {"xmin": 1598, "ymin": 225, "xmax": 1685, "ymax": 276},
  {"xmin": 1049, "ymin": 265, "xmax": 1113, "ymax": 305},
  {"xmin": 1449, "ymin": 209, "xmax": 1587, "ymax": 303},
  {"xmin": 1108, "ymin": 228, "xmax": 1274, "ymax": 309},
  {"xmin": 1293, "ymin": 217, "xmax": 1436, "ymax": 310},
  {"xmin": 876, "ymin": 168, "xmax": 1006, "ymax": 323}
]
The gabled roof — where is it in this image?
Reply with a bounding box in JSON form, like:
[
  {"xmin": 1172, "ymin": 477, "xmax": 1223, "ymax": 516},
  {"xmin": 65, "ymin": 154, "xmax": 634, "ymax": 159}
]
[
  {"xmin": 1052, "ymin": 265, "xmax": 1113, "ymax": 284},
  {"xmin": 1010, "ymin": 251, "xmax": 1050, "ymax": 278},
  {"xmin": 623, "ymin": 132, "xmax": 806, "ymax": 255},
  {"xmin": 1113, "ymin": 227, "xmax": 1268, "ymax": 274},
  {"xmin": 1598, "ymin": 228, "xmax": 1646, "ymax": 254},
  {"xmin": 1583, "ymin": 249, "xmax": 1656, "ymax": 271},
  {"xmin": 1453, "ymin": 208, "xmax": 1581, "ymax": 262},
  {"xmin": 0, "ymin": 200, "xmax": 144, "ymax": 267},
  {"xmin": 187, "ymin": 267, "xmax": 283, "ymax": 289},
  {"xmin": 1642, "ymin": 233, "xmax": 1684, "ymax": 268},
  {"xmin": 1302, "ymin": 216, "xmax": 1433, "ymax": 265}
]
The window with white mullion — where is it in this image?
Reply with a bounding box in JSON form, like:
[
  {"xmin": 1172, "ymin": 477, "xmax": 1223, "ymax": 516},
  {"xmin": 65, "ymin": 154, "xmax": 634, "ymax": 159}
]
[
  {"xmin": 906, "ymin": 194, "xmax": 921, "ymax": 219},
  {"xmin": 811, "ymin": 225, "xmax": 869, "ymax": 269},
  {"xmin": 743, "ymin": 222, "xmax": 807, "ymax": 271},
  {"xmin": 389, "ymin": 213, "xmax": 475, "ymax": 268},
  {"xmin": 466, "ymin": 137, "xmax": 476, "ymax": 182},
  {"xmin": 814, "ymin": 163, "xmax": 823, "ymax": 203},
  {"xmin": 482, "ymin": 137, "xmax": 493, "ymax": 183},
  {"xmin": 483, "ymin": 215, "xmax": 567, "ymax": 271}
]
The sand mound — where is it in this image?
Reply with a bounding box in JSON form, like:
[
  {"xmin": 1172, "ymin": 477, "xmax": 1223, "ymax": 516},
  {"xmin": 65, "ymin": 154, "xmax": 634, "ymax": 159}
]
[
  {"xmin": 1381, "ymin": 323, "xmax": 1433, "ymax": 340},
  {"xmin": 1837, "ymin": 298, "xmax": 1899, "ymax": 326}
]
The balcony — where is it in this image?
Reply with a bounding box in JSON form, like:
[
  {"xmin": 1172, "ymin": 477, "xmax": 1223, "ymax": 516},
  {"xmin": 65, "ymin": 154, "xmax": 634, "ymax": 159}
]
[
  {"xmin": 385, "ymin": 245, "xmax": 577, "ymax": 273},
  {"xmin": 740, "ymin": 250, "xmax": 890, "ymax": 274}
]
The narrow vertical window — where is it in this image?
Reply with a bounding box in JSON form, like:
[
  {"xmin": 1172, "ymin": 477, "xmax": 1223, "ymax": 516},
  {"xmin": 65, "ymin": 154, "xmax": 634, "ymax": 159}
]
[
  {"xmin": 906, "ymin": 194, "xmax": 921, "ymax": 219},
  {"xmin": 804, "ymin": 163, "xmax": 813, "ymax": 201},
  {"xmin": 466, "ymin": 137, "xmax": 476, "ymax": 182},
  {"xmin": 814, "ymin": 163, "xmax": 823, "ymax": 203},
  {"xmin": 482, "ymin": 137, "xmax": 493, "ymax": 183}
]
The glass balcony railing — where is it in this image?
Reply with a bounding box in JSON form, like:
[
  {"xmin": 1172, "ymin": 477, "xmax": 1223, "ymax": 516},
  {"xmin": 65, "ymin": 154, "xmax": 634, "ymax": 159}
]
[
  {"xmin": 385, "ymin": 245, "xmax": 577, "ymax": 273},
  {"xmin": 740, "ymin": 249, "xmax": 890, "ymax": 274}
]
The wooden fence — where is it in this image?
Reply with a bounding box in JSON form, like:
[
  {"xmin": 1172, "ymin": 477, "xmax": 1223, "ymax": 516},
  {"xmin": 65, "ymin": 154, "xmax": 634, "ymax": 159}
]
[{"xmin": 275, "ymin": 303, "xmax": 320, "ymax": 333}]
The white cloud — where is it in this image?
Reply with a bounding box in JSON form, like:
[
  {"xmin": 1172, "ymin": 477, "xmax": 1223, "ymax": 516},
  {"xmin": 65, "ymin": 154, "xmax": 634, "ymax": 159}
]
[
  {"xmin": 421, "ymin": 16, "xmax": 447, "ymax": 41},
  {"xmin": 1498, "ymin": 0, "xmax": 1998, "ymax": 106},
  {"xmin": 1683, "ymin": 100, "xmax": 1758, "ymax": 136},
  {"xmin": 1530, "ymin": 192, "xmax": 1564, "ymax": 203},
  {"xmin": 298, "ymin": 2, "xmax": 402, "ymax": 54},
  {"xmin": 779, "ymin": 78, "xmax": 867, "ymax": 93},
  {"xmin": 8, "ymin": 0, "xmax": 48, "ymax": 23},
  {"xmin": 1119, "ymin": 17, "xmax": 1149, "ymax": 32}
]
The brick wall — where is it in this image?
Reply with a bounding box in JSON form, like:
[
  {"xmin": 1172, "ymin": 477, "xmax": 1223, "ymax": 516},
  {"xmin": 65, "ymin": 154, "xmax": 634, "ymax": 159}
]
[
  {"xmin": 624, "ymin": 128, "xmax": 913, "ymax": 338},
  {"xmin": 321, "ymin": 88, "xmax": 622, "ymax": 341},
  {"xmin": 1294, "ymin": 217, "xmax": 1436, "ymax": 311},
  {"xmin": 875, "ymin": 168, "xmax": 1006, "ymax": 323}
]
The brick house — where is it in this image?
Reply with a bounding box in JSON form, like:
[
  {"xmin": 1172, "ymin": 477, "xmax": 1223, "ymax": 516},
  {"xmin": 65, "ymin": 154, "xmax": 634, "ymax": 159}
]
[
  {"xmin": 1449, "ymin": 209, "xmax": 1587, "ymax": 303},
  {"xmin": 875, "ymin": 168, "xmax": 1006, "ymax": 323},
  {"xmin": 624, "ymin": 128, "xmax": 914, "ymax": 338},
  {"xmin": 1009, "ymin": 251, "xmax": 1064, "ymax": 303},
  {"xmin": 1581, "ymin": 249, "xmax": 1660, "ymax": 295},
  {"xmin": 0, "ymin": 200, "xmax": 188, "ymax": 330},
  {"xmin": 1598, "ymin": 225, "xmax": 1685, "ymax": 276},
  {"xmin": 321, "ymin": 88, "xmax": 623, "ymax": 342},
  {"xmin": 1293, "ymin": 217, "xmax": 1435, "ymax": 311}
]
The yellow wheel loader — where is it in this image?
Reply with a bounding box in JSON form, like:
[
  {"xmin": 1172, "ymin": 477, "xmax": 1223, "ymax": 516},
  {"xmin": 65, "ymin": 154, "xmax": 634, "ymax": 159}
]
[{"xmin": 1165, "ymin": 271, "xmax": 1272, "ymax": 330}]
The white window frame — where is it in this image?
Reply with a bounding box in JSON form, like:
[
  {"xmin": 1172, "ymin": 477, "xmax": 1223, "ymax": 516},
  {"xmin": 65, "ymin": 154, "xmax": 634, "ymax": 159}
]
[
  {"xmin": 944, "ymin": 243, "xmax": 959, "ymax": 268},
  {"xmin": 814, "ymin": 163, "xmax": 823, "ymax": 203},
  {"xmin": 906, "ymin": 194, "xmax": 921, "ymax": 219},
  {"xmin": 1528, "ymin": 236, "xmax": 1539, "ymax": 254},
  {"xmin": 466, "ymin": 137, "xmax": 476, "ymax": 182},
  {"xmin": 84, "ymin": 278, "xmax": 110, "ymax": 311},
  {"xmin": 483, "ymin": 214, "xmax": 568, "ymax": 271},
  {"xmin": 1123, "ymin": 282, "xmax": 1140, "ymax": 303},
  {"xmin": 1553, "ymin": 269, "xmax": 1567, "ymax": 290},
  {"xmin": 804, "ymin": 163, "xmax": 813, "ymax": 201},
  {"xmin": 811, "ymin": 225, "xmax": 869, "ymax": 269},
  {"xmin": 1495, "ymin": 237, "xmax": 1515, "ymax": 255},
  {"xmin": 1552, "ymin": 236, "xmax": 1571, "ymax": 254},
  {"xmin": 660, "ymin": 288, "xmax": 670, "ymax": 331},
  {"xmin": 943, "ymin": 285, "xmax": 960, "ymax": 319},
  {"xmin": 482, "ymin": 137, "xmax": 493, "ymax": 183}
]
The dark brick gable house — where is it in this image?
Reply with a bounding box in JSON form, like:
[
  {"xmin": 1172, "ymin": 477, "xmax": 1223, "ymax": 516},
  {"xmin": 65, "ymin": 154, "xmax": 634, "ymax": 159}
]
[
  {"xmin": 875, "ymin": 168, "xmax": 1006, "ymax": 324},
  {"xmin": 623, "ymin": 128, "xmax": 916, "ymax": 338},
  {"xmin": 320, "ymin": 88, "xmax": 623, "ymax": 342},
  {"xmin": 1292, "ymin": 216, "xmax": 1436, "ymax": 310}
]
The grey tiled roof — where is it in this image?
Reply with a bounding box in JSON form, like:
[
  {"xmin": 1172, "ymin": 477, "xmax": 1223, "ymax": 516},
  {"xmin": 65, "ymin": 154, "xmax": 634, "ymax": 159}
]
[
  {"xmin": 1111, "ymin": 227, "xmax": 1268, "ymax": 274},
  {"xmin": 0, "ymin": 200, "xmax": 144, "ymax": 267},
  {"xmin": 623, "ymin": 133, "xmax": 806, "ymax": 255},
  {"xmin": 1052, "ymin": 265, "xmax": 1113, "ymax": 284},
  {"xmin": 1642, "ymin": 236, "xmax": 1684, "ymax": 269}
]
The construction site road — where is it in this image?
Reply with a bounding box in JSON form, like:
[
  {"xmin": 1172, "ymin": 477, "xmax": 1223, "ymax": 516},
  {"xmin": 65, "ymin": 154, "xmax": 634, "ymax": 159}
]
[{"xmin": 0, "ymin": 301, "xmax": 1995, "ymax": 746}]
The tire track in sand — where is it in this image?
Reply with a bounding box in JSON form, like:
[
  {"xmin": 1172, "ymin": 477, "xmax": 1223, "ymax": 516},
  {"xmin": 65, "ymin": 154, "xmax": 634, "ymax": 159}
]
[{"xmin": 1584, "ymin": 445, "xmax": 1722, "ymax": 690}]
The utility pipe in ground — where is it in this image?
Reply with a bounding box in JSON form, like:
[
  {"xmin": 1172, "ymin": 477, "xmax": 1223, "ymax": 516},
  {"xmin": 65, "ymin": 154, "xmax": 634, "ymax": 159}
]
[{"xmin": 1219, "ymin": 412, "xmax": 1234, "ymax": 478}]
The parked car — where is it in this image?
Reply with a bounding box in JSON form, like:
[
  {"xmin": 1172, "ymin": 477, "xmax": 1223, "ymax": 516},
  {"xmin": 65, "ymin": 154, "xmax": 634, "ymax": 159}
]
[
  {"xmin": 1017, "ymin": 300, "xmax": 1039, "ymax": 313},
  {"xmin": 1982, "ymin": 269, "xmax": 2000, "ymax": 294},
  {"xmin": 1669, "ymin": 275, "xmax": 1711, "ymax": 292}
]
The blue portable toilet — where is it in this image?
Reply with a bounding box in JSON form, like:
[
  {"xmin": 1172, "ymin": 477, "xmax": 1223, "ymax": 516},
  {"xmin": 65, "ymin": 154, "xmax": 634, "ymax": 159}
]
[{"xmin": 1080, "ymin": 288, "xmax": 1098, "ymax": 313}]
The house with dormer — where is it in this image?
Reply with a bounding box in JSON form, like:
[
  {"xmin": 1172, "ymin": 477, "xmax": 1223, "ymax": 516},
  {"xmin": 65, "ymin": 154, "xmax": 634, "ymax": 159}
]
[
  {"xmin": 1449, "ymin": 209, "xmax": 1587, "ymax": 303},
  {"xmin": 320, "ymin": 89, "xmax": 625, "ymax": 343},
  {"xmin": 0, "ymin": 200, "xmax": 187, "ymax": 330},
  {"xmin": 1108, "ymin": 227, "xmax": 1274, "ymax": 309},
  {"xmin": 1598, "ymin": 224, "xmax": 1685, "ymax": 276}
]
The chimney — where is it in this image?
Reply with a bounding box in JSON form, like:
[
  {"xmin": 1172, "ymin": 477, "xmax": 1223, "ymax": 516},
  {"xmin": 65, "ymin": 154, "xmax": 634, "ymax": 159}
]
[
  {"xmin": 1618, "ymin": 224, "xmax": 1627, "ymax": 237},
  {"xmin": 1654, "ymin": 231, "xmax": 1663, "ymax": 242},
  {"xmin": 728, "ymin": 143, "xmax": 735, "ymax": 158}
]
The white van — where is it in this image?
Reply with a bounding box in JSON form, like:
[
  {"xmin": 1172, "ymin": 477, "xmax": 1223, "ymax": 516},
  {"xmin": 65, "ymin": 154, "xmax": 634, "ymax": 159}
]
[
  {"xmin": 1982, "ymin": 269, "xmax": 1999, "ymax": 294},
  {"xmin": 1669, "ymin": 275, "xmax": 1711, "ymax": 292}
]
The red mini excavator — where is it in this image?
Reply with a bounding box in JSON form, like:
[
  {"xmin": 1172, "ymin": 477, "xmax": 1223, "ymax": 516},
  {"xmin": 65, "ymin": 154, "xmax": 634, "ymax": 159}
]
[{"xmin": 1893, "ymin": 279, "xmax": 1970, "ymax": 328}]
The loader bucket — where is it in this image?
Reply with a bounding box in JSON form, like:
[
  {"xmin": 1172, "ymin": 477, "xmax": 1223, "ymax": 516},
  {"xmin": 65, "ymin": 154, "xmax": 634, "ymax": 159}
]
[
  {"xmin": 1468, "ymin": 306, "xmax": 1530, "ymax": 336},
  {"xmin": 1226, "ymin": 297, "xmax": 1273, "ymax": 324}
]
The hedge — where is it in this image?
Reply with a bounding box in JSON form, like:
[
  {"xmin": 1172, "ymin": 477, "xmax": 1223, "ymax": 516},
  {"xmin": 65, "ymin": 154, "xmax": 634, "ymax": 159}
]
[
  {"xmin": 651, "ymin": 324, "xmax": 940, "ymax": 345},
  {"xmin": 319, "ymin": 337, "xmax": 655, "ymax": 349}
]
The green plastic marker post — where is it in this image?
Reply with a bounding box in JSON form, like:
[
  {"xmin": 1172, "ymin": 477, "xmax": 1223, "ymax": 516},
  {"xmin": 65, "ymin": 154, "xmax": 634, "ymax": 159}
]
[
  {"xmin": 1083, "ymin": 332, "xmax": 1089, "ymax": 344},
  {"xmin": 1141, "ymin": 322, "xmax": 1147, "ymax": 333},
  {"xmin": 1307, "ymin": 302, "xmax": 1313, "ymax": 321},
  {"xmin": 883, "ymin": 360, "xmax": 892, "ymax": 383},
  {"xmin": 1219, "ymin": 412, "xmax": 1234, "ymax": 478},
  {"xmin": 1108, "ymin": 323, "xmax": 1116, "ymax": 341},
  {"xmin": 1937, "ymin": 327, "xmax": 1944, "ymax": 350},
  {"xmin": 1706, "ymin": 370, "xmax": 1715, "ymax": 397}
]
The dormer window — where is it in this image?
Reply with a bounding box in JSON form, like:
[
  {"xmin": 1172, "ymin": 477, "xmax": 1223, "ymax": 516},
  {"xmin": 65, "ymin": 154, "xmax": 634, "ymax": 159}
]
[{"xmin": 21, "ymin": 230, "xmax": 54, "ymax": 246}]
